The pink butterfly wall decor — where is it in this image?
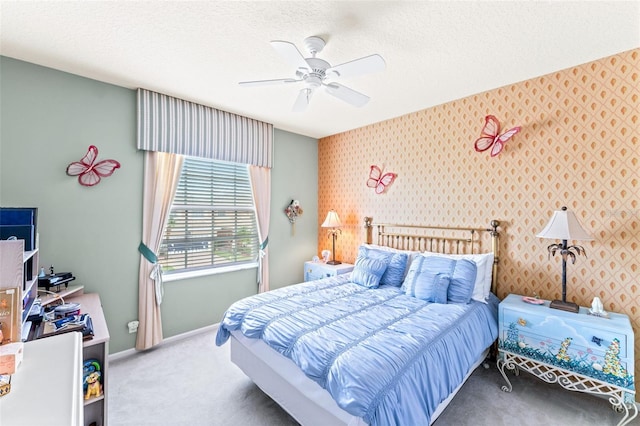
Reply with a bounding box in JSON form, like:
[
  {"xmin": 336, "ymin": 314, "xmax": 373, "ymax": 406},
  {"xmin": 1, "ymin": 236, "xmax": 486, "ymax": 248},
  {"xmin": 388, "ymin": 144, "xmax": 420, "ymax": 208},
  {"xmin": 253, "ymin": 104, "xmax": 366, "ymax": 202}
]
[
  {"xmin": 474, "ymin": 115, "xmax": 521, "ymax": 157},
  {"xmin": 66, "ymin": 145, "xmax": 121, "ymax": 186},
  {"xmin": 366, "ymin": 165, "xmax": 397, "ymax": 194}
]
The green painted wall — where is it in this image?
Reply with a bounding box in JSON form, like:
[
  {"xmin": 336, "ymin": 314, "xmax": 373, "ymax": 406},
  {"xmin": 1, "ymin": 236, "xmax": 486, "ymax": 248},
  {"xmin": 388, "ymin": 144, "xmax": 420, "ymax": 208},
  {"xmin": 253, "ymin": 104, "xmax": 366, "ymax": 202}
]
[
  {"xmin": 269, "ymin": 129, "xmax": 319, "ymax": 289},
  {"xmin": 0, "ymin": 56, "xmax": 318, "ymax": 353}
]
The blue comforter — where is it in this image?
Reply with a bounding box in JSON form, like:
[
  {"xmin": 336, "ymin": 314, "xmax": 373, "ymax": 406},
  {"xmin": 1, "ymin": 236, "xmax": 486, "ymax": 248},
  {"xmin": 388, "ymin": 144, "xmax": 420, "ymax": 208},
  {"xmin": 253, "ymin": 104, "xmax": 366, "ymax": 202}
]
[{"xmin": 216, "ymin": 274, "xmax": 498, "ymax": 425}]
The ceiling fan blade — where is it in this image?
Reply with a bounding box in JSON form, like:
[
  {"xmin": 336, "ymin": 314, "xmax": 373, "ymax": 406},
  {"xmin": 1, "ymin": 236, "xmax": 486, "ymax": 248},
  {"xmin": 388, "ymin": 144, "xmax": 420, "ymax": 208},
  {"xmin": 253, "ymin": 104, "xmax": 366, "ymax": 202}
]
[
  {"xmin": 292, "ymin": 88, "xmax": 313, "ymax": 112},
  {"xmin": 270, "ymin": 40, "xmax": 310, "ymax": 73},
  {"xmin": 324, "ymin": 83, "xmax": 370, "ymax": 107},
  {"xmin": 239, "ymin": 78, "xmax": 300, "ymax": 87},
  {"xmin": 326, "ymin": 54, "xmax": 385, "ymax": 79}
]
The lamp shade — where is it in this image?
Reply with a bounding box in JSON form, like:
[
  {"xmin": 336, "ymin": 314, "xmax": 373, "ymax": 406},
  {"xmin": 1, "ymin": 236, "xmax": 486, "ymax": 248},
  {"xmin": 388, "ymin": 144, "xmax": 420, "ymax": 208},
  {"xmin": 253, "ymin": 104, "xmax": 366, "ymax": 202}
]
[
  {"xmin": 536, "ymin": 207, "xmax": 593, "ymax": 241},
  {"xmin": 321, "ymin": 210, "xmax": 342, "ymax": 228}
]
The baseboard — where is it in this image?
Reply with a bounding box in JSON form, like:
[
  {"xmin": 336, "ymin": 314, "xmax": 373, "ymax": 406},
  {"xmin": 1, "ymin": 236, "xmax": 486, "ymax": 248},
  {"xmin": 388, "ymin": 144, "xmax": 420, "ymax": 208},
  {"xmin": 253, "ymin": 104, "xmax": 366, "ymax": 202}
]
[{"xmin": 109, "ymin": 323, "xmax": 219, "ymax": 362}]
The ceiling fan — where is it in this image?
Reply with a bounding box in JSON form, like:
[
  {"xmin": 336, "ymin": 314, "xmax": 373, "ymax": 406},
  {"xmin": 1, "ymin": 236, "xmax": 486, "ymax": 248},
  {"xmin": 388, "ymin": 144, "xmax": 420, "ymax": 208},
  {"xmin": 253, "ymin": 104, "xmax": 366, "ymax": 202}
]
[{"xmin": 239, "ymin": 36, "xmax": 385, "ymax": 112}]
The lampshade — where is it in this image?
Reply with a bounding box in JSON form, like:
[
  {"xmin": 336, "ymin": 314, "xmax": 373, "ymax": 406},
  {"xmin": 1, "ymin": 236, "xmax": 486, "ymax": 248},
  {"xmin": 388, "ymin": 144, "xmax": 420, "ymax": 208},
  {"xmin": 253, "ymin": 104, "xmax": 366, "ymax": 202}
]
[
  {"xmin": 321, "ymin": 210, "xmax": 342, "ymax": 228},
  {"xmin": 536, "ymin": 207, "xmax": 593, "ymax": 241}
]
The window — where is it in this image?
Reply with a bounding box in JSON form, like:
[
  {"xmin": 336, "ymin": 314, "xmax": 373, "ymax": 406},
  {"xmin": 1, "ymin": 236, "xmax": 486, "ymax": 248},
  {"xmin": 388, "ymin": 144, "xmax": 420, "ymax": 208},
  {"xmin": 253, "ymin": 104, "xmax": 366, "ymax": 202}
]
[{"xmin": 158, "ymin": 157, "xmax": 259, "ymax": 275}]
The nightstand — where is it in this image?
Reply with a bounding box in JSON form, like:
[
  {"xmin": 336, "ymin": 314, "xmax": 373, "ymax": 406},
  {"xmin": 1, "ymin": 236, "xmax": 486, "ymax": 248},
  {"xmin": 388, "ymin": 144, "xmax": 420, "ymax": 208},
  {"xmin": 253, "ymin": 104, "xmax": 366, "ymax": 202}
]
[
  {"xmin": 497, "ymin": 294, "xmax": 637, "ymax": 425},
  {"xmin": 303, "ymin": 261, "xmax": 354, "ymax": 282}
]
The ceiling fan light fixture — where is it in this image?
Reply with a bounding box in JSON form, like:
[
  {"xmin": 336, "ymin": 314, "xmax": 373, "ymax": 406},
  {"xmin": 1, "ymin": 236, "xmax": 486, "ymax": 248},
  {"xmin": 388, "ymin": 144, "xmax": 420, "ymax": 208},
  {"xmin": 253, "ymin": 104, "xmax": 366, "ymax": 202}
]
[
  {"xmin": 239, "ymin": 36, "xmax": 385, "ymax": 111},
  {"xmin": 305, "ymin": 75, "xmax": 322, "ymax": 89}
]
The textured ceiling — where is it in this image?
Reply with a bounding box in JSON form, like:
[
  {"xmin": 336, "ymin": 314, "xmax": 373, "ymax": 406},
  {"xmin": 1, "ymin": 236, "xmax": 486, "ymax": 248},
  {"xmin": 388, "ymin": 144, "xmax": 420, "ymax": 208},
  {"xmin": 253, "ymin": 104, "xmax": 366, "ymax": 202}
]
[{"xmin": 1, "ymin": 1, "xmax": 639, "ymax": 139}]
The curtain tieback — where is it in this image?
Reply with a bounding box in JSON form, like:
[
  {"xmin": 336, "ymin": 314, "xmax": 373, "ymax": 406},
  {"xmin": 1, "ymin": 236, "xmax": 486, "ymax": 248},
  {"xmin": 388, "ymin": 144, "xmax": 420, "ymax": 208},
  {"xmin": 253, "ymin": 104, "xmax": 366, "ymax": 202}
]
[
  {"xmin": 259, "ymin": 236, "xmax": 269, "ymax": 258},
  {"xmin": 138, "ymin": 241, "xmax": 158, "ymax": 263},
  {"xmin": 138, "ymin": 241, "xmax": 164, "ymax": 305},
  {"xmin": 257, "ymin": 237, "xmax": 268, "ymax": 285}
]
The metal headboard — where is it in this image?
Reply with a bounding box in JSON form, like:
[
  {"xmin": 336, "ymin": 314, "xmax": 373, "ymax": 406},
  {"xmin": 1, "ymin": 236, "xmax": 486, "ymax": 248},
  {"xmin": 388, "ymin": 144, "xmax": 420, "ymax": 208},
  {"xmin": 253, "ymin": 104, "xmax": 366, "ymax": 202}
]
[{"xmin": 364, "ymin": 217, "xmax": 500, "ymax": 294}]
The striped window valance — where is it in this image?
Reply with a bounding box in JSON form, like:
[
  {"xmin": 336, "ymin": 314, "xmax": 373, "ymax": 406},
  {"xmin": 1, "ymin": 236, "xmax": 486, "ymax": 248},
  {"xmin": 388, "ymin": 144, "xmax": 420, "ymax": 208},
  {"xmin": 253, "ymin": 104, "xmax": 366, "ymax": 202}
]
[{"xmin": 137, "ymin": 88, "xmax": 273, "ymax": 168}]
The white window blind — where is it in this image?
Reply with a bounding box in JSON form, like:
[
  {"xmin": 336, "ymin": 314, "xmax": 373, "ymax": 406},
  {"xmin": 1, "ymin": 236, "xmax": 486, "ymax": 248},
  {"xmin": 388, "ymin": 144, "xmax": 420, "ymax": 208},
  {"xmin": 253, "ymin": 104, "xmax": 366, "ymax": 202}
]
[{"xmin": 158, "ymin": 157, "xmax": 258, "ymax": 274}]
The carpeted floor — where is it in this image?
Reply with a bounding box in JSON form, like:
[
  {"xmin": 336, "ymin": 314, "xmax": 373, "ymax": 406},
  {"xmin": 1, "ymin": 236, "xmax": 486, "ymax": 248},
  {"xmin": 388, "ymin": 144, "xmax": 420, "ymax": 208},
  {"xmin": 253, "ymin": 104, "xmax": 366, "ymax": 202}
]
[{"xmin": 108, "ymin": 328, "xmax": 634, "ymax": 426}]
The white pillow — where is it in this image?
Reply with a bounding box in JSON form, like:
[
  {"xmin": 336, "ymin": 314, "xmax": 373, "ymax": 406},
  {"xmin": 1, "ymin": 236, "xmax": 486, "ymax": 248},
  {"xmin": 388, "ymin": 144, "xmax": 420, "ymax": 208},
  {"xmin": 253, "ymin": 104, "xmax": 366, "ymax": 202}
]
[
  {"xmin": 362, "ymin": 244, "xmax": 420, "ymax": 279},
  {"xmin": 421, "ymin": 251, "xmax": 494, "ymax": 303}
]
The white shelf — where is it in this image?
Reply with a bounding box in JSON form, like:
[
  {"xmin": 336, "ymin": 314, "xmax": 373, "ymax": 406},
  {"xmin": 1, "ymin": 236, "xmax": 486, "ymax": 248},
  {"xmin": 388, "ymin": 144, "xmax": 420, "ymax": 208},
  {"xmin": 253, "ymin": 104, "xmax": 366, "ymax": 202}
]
[
  {"xmin": 22, "ymin": 248, "xmax": 38, "ymax": 263},
  {"xmin": 0, "ymin": 240, "xmax": 39, "ymax": 342},
  {"xmin": 38, "ymin": 284, "xmax": 85, "ymax": 307},
  {"xmin": 67, "ymin": 292, "xmax": 110, "ymax": 426}
]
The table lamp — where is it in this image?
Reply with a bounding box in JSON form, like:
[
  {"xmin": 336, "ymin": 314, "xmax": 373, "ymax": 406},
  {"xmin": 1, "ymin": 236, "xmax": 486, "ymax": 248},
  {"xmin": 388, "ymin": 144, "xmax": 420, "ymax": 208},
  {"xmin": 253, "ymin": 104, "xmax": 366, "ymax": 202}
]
[
  {"xmin": 536, "ymin": 206, "xmax": 593, "ymax": 313},
  {"xmin": 321, "ymin": 210, "xmax": 342, "ymax": 265}
]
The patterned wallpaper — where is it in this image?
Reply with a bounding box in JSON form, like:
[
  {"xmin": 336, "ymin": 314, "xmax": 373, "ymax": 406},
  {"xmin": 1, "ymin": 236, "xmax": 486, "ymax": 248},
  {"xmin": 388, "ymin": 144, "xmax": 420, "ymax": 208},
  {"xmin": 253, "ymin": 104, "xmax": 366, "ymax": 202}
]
[{"xmin": 318, "ymin": 49, "xmax": 639, "ymax": 394}]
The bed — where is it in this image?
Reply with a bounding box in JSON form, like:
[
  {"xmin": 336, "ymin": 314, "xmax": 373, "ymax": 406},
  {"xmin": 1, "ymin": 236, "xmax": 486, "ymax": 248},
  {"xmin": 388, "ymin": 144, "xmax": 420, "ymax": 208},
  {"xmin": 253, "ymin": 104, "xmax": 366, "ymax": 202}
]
[{"xmin": 216, "ymin": 218, "xmax": 501, "ymax": 425}]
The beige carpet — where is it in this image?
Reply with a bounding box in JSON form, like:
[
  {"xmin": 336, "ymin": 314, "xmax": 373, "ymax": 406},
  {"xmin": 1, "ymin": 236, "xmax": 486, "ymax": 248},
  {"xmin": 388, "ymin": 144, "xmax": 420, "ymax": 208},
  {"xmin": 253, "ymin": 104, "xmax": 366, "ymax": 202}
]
[{"xmin": 108, "ymin": 328, "xmax": 633, "ymax": 426}]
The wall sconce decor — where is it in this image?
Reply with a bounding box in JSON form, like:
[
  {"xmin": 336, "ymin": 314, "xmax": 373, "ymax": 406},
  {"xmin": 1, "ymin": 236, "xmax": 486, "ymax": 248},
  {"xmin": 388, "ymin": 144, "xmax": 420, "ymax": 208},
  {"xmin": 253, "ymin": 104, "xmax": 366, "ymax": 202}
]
[
  {"xmin": 284, "ymin": 199, "xmax": 303, "ymax": 235},
  {"xmin": 321, "ymin": 210, "xmax": 342, "ymax": 265},
  {"xmin": 537, "ymin": 206, "xmax": 594, "ymax": 313}
]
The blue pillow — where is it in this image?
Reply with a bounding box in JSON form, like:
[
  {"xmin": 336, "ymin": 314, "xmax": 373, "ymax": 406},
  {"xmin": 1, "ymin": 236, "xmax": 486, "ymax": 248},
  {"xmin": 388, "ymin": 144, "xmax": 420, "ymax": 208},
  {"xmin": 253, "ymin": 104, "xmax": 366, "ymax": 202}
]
[
  {"xmin": 403, "ymin": 256, "xmax": 477, "ymax": 304},
  {"xmin": 447, "ymin": 259, "xmax": 478, "ymax": 304},
  {"xmin": 403, "ymin": 256, "xmax": 454, "ymax": 301},
  {"xmin": 358, "ymin": 246, "xmax": 409, "ymax": 287},
  {"xmin": 413, "ymin": 272, "xmax": 450, "ymax": 303},
  {"xmin": 351, "ymin": 255, "xmax": 389, "ymax": 288}
]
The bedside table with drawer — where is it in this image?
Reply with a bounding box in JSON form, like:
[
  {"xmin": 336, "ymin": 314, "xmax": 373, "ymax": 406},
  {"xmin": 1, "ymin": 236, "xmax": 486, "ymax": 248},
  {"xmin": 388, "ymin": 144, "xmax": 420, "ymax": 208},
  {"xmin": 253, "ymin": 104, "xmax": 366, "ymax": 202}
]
[
  {"xmin": 497, "ymin": 293, "xmax": 636, "ymax": 425},
  {"xmin": 303, "ymin": 262, "xmax": 354, "ymax": 282}
]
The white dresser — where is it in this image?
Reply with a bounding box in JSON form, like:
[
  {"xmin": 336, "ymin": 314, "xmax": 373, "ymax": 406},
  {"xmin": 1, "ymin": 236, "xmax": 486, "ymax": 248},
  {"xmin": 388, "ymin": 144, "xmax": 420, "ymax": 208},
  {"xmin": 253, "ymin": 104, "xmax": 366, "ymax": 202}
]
[{"xmin": 0, "ymin": 332, "xmax": 83, "ymax": 426}]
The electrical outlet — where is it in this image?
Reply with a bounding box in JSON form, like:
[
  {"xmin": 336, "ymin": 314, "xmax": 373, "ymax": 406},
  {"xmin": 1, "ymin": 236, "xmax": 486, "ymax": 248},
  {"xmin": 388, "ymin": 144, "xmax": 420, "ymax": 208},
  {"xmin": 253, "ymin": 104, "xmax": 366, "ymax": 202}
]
[{"xmin": 127, "ymin": 320, "xmax": 139, "ymax": 334}]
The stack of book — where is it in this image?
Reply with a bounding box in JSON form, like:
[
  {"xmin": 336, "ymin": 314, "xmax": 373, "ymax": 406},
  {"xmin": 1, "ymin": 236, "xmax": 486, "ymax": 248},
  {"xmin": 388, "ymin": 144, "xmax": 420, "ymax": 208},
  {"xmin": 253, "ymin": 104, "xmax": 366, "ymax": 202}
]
[{"xmin": 38, "ymin": 313, "xmax": 94, "ymax": 340}]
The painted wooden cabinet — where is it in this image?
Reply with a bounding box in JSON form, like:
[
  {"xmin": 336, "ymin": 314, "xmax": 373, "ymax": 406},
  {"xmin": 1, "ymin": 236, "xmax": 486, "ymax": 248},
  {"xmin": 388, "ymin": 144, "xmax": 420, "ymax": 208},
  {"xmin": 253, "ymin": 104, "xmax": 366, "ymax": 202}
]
[
  {"xmin": 497, "ymin": 294, "xmax": 636, "ymax": 425},
  {"xmin": 303, "ymin": 262, "xmax": 353, "ymax": 282}
]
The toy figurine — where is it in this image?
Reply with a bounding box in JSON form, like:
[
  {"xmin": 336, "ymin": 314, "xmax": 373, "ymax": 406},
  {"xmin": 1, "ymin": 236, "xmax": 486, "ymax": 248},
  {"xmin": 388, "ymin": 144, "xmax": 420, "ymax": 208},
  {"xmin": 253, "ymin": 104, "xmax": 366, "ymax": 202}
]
[
  {"xmin": 83, "ymin": 359, "xmax": 103, "ymax": 400},
  {"xmin": 591, "ymin": 296, "xmax": 604, "ymax": 314},
  {"xmin": 588, "ymin": 296, "xmax": 609, "ymax": 317},
  {"xmin": 84, "ymin": 371, "xmax": 102, "ymax": 400}
]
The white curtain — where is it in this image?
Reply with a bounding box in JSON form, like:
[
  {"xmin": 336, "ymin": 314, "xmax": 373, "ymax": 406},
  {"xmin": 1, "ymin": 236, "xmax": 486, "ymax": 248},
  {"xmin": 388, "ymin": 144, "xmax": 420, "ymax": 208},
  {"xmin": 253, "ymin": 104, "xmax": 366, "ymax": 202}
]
[
  {"xmin": 249, "ymin": 166, "xmax": 271, "ymax": 293},
  {"xmin": 136, "ymin": 151, "xmax": 184, "ymax": 350}
]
